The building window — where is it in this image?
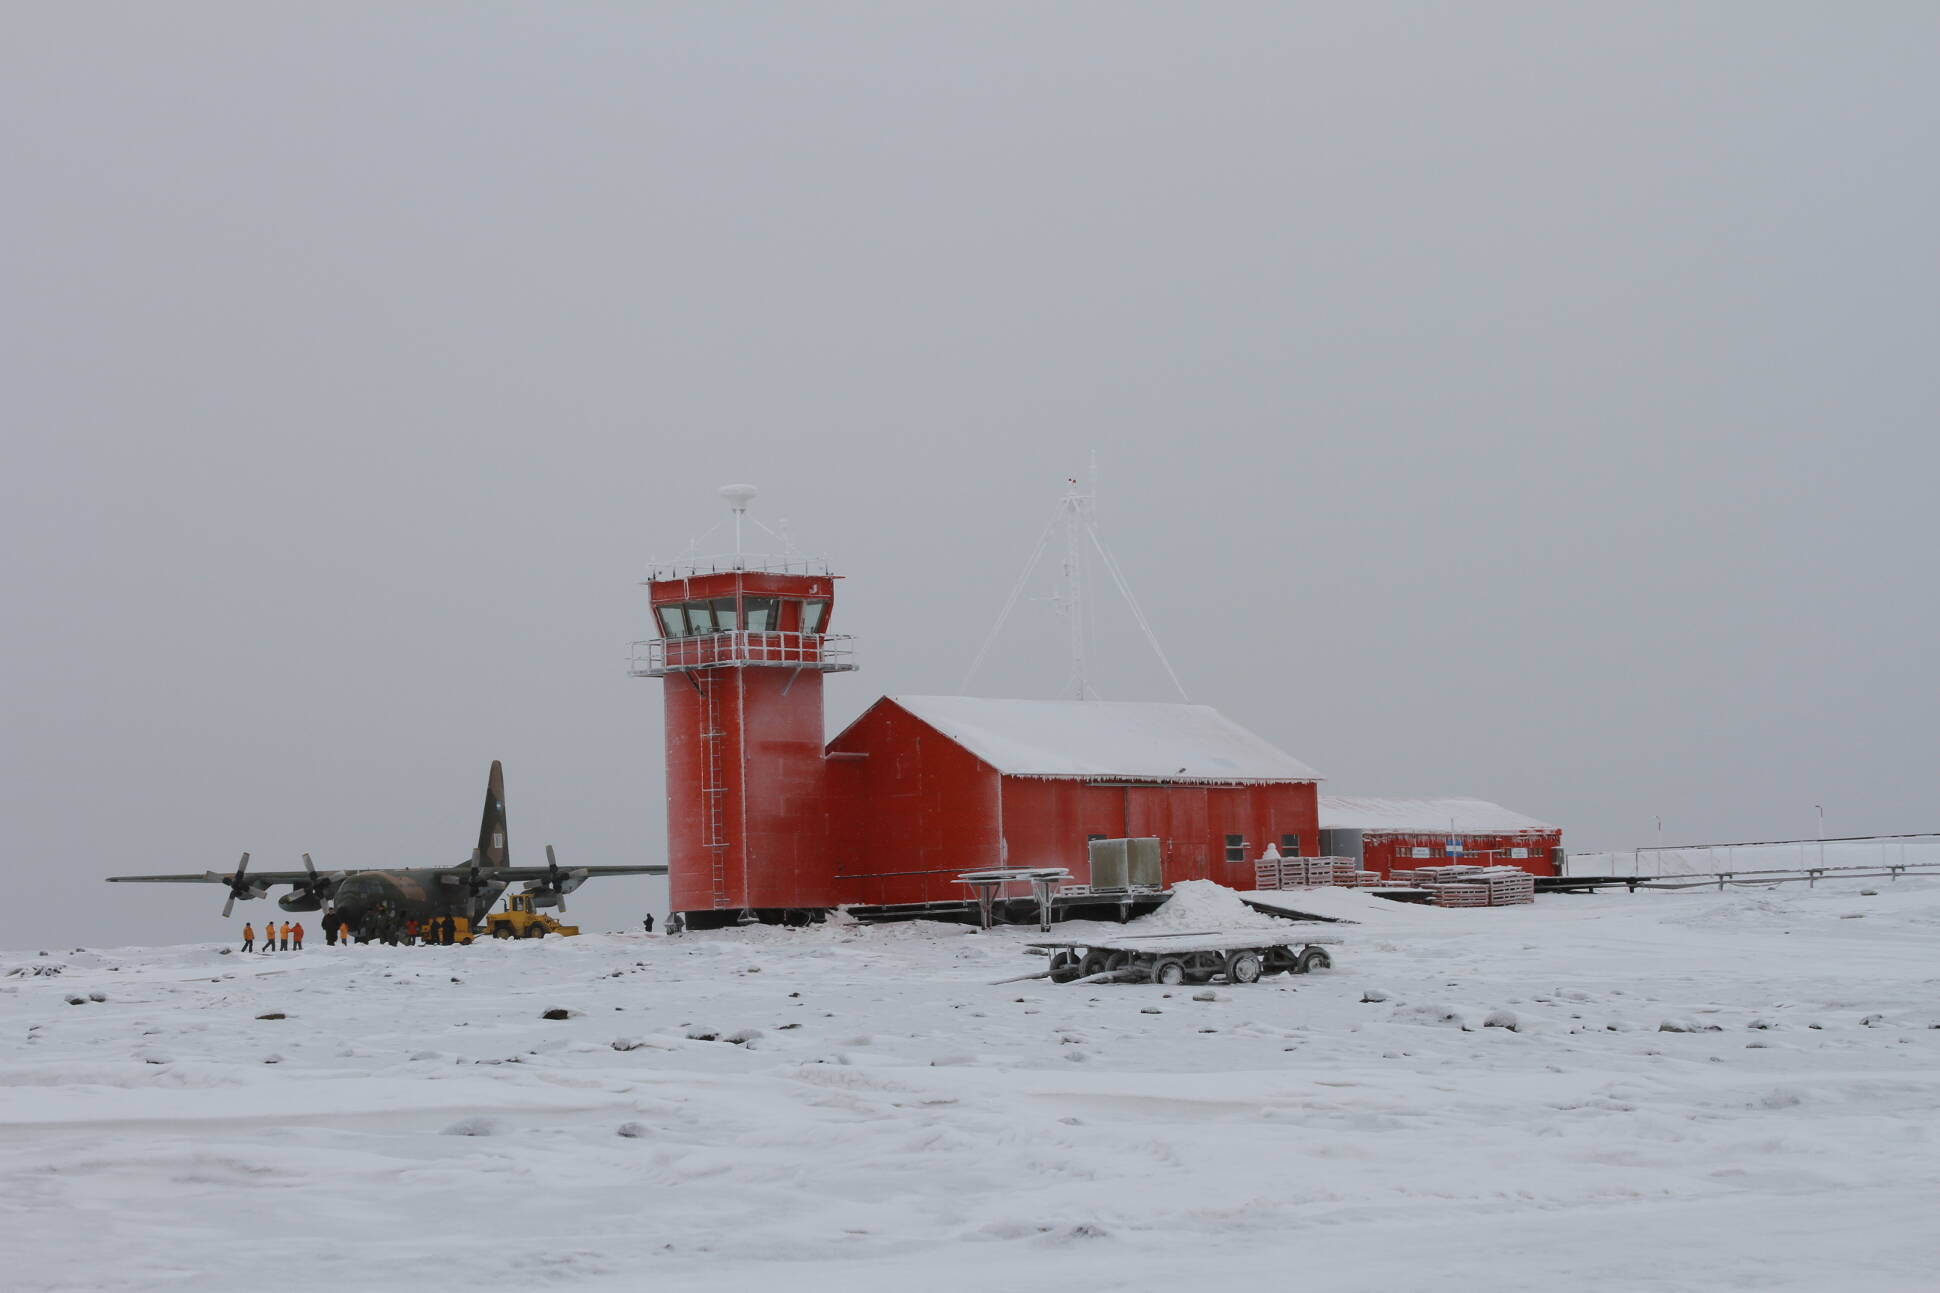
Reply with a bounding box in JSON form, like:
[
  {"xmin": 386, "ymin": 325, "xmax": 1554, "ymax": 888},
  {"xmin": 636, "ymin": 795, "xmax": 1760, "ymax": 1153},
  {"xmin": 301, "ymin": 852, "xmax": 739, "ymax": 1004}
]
[
  {"xmin": 656, "ymin": 605, "xmax": 688, "ymax": 638},
  {"xmin": 1280, "ymin": 833, "xmax": 1301, "ymax": 858},
  {"xmin": 1508, "ymin": 847, "xmax": 1529, "ymax": 859},
  {"xmin": 1411, "ymin": 847, "xmax": 1432, "ymax": 859},
  {"xmin": 709, "ymin": 597, "xmax": 739, "ymax": 631},
  {"xmin": 1225, "ymin": 834, "xmax": 1245, "ymax": 862},
  {"xmin": 684, "ymin": 602, "xmax": 715, "ymax": 634},
  {"xmin": 744, "ymin": 597, "xmax": 778, "ymax": 631},
  {"xmin": 801, "ymin": 599, "xmax": 828, "ymax": 634}
]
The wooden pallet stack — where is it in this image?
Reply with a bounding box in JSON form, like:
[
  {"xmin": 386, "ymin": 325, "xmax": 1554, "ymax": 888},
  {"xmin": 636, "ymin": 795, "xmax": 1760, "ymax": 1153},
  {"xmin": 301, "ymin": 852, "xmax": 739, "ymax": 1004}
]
[
  {"xmin": 1477, "ymin": 866, "xmax": 1536, "ymax": 905},
  {"xmin": 1406, "ymin": 863, "xmax": 1536, "ymax": 907},
  {"xmin": 1413, "ymin": 864, "xmax": 1484, "ymax": 886},
  {"xmin": 1432, "ymin": 883, "xmax": 1492, "ymax": 908},
  {"xmin": 1253, "ymin": 856, "xmax": 1369, "ymax": 890}
]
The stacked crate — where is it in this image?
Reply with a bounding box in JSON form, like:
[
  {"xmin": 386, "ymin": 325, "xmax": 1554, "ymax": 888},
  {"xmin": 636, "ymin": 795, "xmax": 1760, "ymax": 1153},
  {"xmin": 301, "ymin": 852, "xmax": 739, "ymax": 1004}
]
[
  {"xmin": 1413, "ymin": 864, "xmax": 1484, "ymax": 886},
  {"xmin": 1252, "ymin": 856, "xmax": 1366, "ymax": 889},
  {"xmin": 1283, "ymin": 857, "xmax": 1320, "ymax": 887},
  {"xmin": 1411, "ymin": 864, "xmax": 1536, "ymax": 907},
  {"xmin": 1477, "ymin": 867, "xmax": 1536, "ymax": 905}
]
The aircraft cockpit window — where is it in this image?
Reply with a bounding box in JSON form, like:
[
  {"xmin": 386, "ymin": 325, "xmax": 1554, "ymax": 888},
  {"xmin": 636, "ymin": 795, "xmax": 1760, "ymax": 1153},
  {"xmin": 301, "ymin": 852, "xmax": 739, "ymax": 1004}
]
[
  {"xmin": 656, "ymin": 605, "xmax": 687, "ymax": 638},
  {"xmin": 743, "ymin": 597, "xmax": 778, "ymax": 631}
]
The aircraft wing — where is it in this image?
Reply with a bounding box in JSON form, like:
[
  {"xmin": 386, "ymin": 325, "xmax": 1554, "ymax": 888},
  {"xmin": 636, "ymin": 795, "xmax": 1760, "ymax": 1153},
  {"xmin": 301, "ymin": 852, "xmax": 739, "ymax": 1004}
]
[
  {"xmin": 484, "ymin": 864, "xmax": 668, "ymax": 881},
  {"xmin": 107, "ymin": 872, "xmax": 314, "ymax": 886}
]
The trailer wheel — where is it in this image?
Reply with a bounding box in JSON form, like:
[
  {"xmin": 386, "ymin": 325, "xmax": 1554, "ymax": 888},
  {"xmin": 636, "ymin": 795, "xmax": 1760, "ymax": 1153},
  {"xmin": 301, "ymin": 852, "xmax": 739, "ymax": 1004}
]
[
  {"xmin": 1295, "ymin": 947, "xmax": 1332, "ymax": 974},
  {"xmin": 1105, "ymin": 951, "xmax": 1130, "ymax": 973},
  {"xmin": 1050, "ymin": 952, "xmax": 1080, "ymax": 983},
  {"xmin": 1153, "ymin": 958, "xmax": 1187, "ymax": 986},
  {"xmin": 1080, "ymin": 949, "xmax": 1111, "ymax": 978},
  {"xmin": 1225, "ymin": 951, "xmax": 1263, "ymax": 984}
]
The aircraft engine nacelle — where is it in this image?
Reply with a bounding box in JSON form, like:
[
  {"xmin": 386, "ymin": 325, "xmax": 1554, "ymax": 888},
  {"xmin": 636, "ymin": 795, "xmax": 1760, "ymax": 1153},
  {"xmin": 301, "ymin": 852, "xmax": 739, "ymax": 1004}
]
[
  {"xmin": 277, "ymin": 891, "xmax": 324, "ymax": 912},
  {"xmin": 520, "ymin": 884, "xmax": 563, "ymax": 909}
]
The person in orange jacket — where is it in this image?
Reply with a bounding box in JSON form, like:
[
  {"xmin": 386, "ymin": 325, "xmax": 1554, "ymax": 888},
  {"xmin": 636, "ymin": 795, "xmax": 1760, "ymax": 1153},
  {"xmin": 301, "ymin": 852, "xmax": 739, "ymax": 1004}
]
[
  {"xmin": 292, "ymin": 921, "xmax": 304, "ymax": 951},
  {"xmin": 240, "ymin": 923, "xmax": 255, "ymax": 953},
  {"xmin": 279, "ymin": 921, "xmax": 291, "ymax": 951},
  {"xmin": 339, "ymin": 918, "xmax": 352, "ymax": 946}
]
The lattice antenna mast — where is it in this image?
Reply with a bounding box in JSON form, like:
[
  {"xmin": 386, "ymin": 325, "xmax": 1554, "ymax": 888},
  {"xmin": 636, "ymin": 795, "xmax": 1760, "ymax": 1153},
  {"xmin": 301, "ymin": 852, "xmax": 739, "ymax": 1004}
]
[
  {"xmin": 1057, "ymin": 474, "xmax": 1095, "ymax": 700},
  {"xmin": 961, "ymin": 465, "xmax": 1189, "ymax": 702}
]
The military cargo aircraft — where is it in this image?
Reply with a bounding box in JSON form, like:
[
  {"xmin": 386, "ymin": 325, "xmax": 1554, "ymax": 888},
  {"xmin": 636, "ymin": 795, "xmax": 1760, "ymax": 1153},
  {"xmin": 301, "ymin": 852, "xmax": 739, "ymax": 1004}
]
[{"xmin": 107, "ymin": 761, "xmax": 664, "ymax": 938}]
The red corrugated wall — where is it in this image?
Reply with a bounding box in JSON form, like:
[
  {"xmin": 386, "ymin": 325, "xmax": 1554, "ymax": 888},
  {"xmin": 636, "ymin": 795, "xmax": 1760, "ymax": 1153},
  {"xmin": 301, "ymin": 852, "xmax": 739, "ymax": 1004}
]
[
  {"xmin": 825, "ymin": 701, "xmax": 1005, "ymax": 907},
  {"xmin": 999, "ymin": 779, "xmax": 1317, "ymax": 890},
  {"xmin": 1360, "ymin": 831, "xmax": 1562, "ymax": 879},
  {"xmin": 664, "ymin": 665, "xmax": 836, "ymax": 913},
  {"xmin": 825, "ymin": 699, "xmax": 1320, "ymax": 904}
]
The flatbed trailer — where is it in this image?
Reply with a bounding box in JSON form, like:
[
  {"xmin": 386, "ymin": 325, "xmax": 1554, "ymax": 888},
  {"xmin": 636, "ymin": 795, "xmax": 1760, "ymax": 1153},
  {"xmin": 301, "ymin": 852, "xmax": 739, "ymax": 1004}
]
[{"xmin": 1023, "ymin": 929, "xmax": 1342, "ymax": 986}]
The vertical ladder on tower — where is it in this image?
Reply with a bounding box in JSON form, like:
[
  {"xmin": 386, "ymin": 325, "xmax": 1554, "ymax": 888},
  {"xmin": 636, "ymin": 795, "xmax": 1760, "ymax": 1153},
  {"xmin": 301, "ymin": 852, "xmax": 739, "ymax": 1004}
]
[{"xmin": 698, "ymin": 674, "xmax": 731, "ymax": 908}]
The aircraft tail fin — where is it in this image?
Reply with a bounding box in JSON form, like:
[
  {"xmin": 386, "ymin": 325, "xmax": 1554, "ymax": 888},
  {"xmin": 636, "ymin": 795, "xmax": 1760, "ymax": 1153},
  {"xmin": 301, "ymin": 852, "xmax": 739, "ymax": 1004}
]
[{"xmin": 477, "ymin": 760, "xmax": 509, "ymax": 867}]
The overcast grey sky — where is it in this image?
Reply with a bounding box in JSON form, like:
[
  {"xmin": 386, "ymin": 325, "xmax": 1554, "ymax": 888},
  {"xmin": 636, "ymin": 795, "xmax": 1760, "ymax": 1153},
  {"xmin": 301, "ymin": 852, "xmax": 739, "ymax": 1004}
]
[{"xmin": 4, "ymin": 4, "xmax": 1935, "ymax": 949}]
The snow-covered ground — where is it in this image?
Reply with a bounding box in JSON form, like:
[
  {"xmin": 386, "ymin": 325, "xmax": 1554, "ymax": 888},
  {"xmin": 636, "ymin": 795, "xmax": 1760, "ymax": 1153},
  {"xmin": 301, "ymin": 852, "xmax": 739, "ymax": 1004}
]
[{"xmin": 5, "ymin": 881, "xmax": 1937, "ymax": 1292}]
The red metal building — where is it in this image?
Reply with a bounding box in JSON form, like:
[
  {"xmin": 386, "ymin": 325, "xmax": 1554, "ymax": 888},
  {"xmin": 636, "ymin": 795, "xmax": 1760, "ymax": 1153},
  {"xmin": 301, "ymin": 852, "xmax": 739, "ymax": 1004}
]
[
  {"xmin": 634, "ymin": 514, "xmax": 1558, "ymax": 925},
  {"xmin": 1318, "ymin": 795, "xmax": 1562, "ymax": 880},
  {"xmin": 631, "ymin": 562, "xmax": 854, "ymax": 925},
  {"xmin": 825, "ymin": 696, "xmax": 1323, "ymax": 908}
]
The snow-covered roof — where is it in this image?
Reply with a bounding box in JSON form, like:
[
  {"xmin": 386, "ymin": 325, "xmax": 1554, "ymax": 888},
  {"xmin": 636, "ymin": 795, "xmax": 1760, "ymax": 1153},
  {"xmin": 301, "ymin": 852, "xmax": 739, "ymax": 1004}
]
[
  {"xmin": 1320, "ymin": 795, "xmax": 1556, "ymax": 834},
  {"xmin": 880, "ymin": 696, "xmax": 1321, "ymax": 783}
]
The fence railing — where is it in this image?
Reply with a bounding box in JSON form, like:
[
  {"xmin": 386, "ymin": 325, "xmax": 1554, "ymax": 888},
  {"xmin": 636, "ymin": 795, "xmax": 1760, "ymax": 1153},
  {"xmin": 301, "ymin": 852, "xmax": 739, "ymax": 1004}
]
[
  {"xmin": 1566, "ymin": 833, "xmax": 1940, "ymax": 878},
  {"xmin": 645, "ymin": 554, "xmax": 835, "ymax": 581},
  {"xmin": 629, "ymin": 631, "xmax": 856, "ymax": 676}
]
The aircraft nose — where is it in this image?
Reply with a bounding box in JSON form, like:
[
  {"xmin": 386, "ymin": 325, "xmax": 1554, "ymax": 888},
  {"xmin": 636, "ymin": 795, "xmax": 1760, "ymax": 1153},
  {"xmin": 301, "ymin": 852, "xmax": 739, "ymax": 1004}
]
[{"xmin": 332, "ymin": 873, "xmax": 382, "ymax": 915}]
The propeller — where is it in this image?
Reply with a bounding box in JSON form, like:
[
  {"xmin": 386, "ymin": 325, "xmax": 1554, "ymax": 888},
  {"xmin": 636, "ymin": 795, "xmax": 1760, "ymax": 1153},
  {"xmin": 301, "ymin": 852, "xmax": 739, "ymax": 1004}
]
[
  {"xmin": 462, "ymin": 848, "xmax": 495, "ymax": 908},
  {"xmin": 297, "ymin": 853, "xmax": 346, "ymax": 916},
  {"xmin": 544, "ymin": 845, "xmax": 566, "ymax": 913},
  {"xmin": 204, "ymin": 852, "xmax": 258, "ymax": 918}
]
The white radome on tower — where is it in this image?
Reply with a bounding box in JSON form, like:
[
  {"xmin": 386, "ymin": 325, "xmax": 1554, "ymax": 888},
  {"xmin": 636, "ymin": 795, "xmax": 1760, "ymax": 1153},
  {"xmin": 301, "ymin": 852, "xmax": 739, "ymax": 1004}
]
[{"xmin": 719, "ymin": 484, "xmax": 759, "ymax": 557}]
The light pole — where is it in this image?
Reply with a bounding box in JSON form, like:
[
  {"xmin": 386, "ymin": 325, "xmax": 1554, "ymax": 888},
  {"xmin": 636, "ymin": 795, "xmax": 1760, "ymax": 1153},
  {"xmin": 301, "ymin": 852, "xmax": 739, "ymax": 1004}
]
[{"xmin": 1815, "ymin": 805, "xmax": 1824, "ymax": 867}]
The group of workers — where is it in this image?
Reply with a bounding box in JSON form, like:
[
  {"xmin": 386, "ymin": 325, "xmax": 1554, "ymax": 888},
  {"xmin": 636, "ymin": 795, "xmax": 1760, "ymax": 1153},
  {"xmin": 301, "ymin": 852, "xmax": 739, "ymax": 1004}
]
[
  {"xmin": 244, "ymin": 912, "xmax": 685, "ymax": 951},
  {"xmin": 239, "ymin": 921, "xmax": 304, "ymax": 952},
  {"xmin": 239, "ymin": 913, "xmax": 465, "ymax": 951}
]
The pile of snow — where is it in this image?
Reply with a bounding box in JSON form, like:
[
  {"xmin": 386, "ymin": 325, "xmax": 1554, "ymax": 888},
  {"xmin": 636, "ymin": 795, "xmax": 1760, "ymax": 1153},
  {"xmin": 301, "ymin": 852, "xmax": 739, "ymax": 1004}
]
[{"xmin": 1130, "ymin": 880, "xmax": 1285, "ymax": 932}]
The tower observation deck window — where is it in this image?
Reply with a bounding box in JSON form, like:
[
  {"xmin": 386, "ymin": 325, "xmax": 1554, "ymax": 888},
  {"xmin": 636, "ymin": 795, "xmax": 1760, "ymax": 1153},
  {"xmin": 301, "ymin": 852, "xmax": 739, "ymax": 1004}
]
[
  {"xmin": 801, "ymin": 599, "xmax": 828, "ymax": 634},
  {"xmin": 744, "ymin": 597, "xmax": 778, "ymax": 631},
  {"xmin": 656, "ymin": 606, "xmax": 688, "ymax": 638}
]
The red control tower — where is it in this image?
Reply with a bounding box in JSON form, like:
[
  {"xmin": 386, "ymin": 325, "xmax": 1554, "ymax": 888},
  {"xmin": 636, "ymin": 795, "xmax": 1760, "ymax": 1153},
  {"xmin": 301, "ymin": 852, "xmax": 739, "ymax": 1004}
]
[{"xmin": 631, "ymin": 486, "xmax": 855, "ymax": 928}]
